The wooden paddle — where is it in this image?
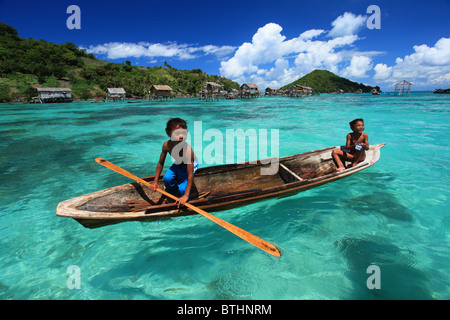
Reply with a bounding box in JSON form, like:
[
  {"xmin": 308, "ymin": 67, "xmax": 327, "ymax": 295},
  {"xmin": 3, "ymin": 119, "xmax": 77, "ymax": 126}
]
[{"xmin": 95, "ymin": 158, "xmax": 282, "ymax": 258}]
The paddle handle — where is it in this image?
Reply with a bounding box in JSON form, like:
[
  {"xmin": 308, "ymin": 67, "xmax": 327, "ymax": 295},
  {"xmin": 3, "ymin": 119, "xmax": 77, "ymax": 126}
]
[{"xmin": 95, "ymin": 158, "xmax": 281, "ymax": 257}]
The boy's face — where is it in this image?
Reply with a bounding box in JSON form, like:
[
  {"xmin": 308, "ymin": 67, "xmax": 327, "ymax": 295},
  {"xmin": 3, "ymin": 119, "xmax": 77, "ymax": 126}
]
[
  {"xmin": 351, "ymin": 121, "xmax": 365, "ymax": 133},
  {"xmin": 169, "ymin": 124, "xmax": 188, "ymax": 142}
]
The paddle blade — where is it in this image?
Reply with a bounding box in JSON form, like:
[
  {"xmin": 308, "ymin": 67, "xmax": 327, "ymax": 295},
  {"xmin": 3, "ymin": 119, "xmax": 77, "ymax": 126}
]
[{"xmin": 183, "ymin": 202, "xmax": 282, "ymax": 257}]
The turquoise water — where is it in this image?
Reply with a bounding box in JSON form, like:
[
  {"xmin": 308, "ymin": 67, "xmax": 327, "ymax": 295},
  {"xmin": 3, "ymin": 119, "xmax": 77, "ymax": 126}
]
[{"xmin": 0, "ymin": 93, "xmax": 449, "ymax": 300}]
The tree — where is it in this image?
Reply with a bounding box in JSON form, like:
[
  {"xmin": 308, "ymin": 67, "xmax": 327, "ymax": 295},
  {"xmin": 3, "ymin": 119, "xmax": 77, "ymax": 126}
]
[
  {"xmin": 164, "ymin": 61, "xmax": 173, "ymax": 69},
  {"xmin": 0, "ymin": 22, "xmax": 18, "ymax": 36}
]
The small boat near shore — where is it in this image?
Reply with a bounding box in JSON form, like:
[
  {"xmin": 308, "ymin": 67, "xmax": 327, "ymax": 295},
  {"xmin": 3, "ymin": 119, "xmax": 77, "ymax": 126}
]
[{"xmin": 56, "ymin": 143, "xmax": 385, "ymax": 229}]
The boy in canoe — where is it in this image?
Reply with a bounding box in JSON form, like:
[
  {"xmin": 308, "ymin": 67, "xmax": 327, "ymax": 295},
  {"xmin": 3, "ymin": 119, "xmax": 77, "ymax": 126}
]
[
  {"xmin": 150, "ymin": 118, "xmax": 198, "ymax": 207},
  {"xmin": 332, "ymin": 118, "xmax": 369, "ymax": 171}
]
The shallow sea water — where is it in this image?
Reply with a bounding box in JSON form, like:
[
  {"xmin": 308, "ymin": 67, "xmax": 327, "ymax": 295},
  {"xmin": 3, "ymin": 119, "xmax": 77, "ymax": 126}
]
[{"xmin": 0, "ymin": 93, "xmax": 449, "ymax": 299}]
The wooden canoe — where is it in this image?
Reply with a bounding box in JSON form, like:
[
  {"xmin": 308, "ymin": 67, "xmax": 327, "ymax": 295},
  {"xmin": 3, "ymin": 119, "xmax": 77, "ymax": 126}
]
[{"xmin": 56, "ymin": 143, "xmax": 385, "ymax": 228}]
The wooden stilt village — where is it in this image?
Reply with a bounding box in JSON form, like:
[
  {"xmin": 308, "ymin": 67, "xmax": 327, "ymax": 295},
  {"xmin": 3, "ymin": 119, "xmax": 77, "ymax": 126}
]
[
  {"xmin": 25, "ymin": 67, "xmax": 415, "ymax": 104},
  {"xmin": 197, "ymin": 82, "xmax": 317, "ymax": 101},
  {"xmin": 29, "ymin": 82, "xmax": 318, "ymax": 103},
  {"xmin": 33, "ymin": 78, "xmax": 425, "ymax": 103}
]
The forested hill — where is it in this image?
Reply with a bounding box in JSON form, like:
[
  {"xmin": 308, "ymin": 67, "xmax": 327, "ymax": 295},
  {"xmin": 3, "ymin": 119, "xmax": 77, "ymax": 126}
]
[
  {"xmin": 0, "ymin": 22, "xmax": 239, "ymax": 102},
  {"xmin": 280, "ymin": 69, "xmax": 379, "ymax": 93}
]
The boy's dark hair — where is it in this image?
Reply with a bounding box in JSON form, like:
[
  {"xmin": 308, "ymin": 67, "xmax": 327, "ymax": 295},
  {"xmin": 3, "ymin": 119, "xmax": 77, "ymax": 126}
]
[
  {"xmin": 165, "ymin": 118, "xmax": 187, "ymax": 135},
  {"xmin": 349, "ymin": 118, "xmax": 364, "ymax": 128}
]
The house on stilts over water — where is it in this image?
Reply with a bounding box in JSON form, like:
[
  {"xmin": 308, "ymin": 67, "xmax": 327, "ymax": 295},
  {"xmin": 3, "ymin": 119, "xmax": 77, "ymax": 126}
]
[
  {"xmin": 106, "ymin": 88, "xmax": 126, "ymax": 101},
  {"xmin": 240, "ymin": 83, "xmax": 259, "ymax": 98},
  {"xmin": 149, "ymin": 85, "xmax": 172, "ymax": 101},
  {"xmin": 394, "ymin": 80, "xmax": 412, "ymax": 96},
  {"xmin": 35, "ymin": 88, "xmax": 72, "ymax": 103}
]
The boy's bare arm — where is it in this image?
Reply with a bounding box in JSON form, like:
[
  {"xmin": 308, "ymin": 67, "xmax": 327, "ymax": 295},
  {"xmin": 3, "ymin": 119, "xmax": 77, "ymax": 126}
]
[
  {"xmin": 175, "ymin": 163, "xmax": 194, "ymax": 207},
  {"xmin": 179, "ymin": 143, "xmax": 196, "ymax": 164},
  {"xmin": 185, "ymin": 163, "xmax": 194, "ymax": 195},
  {"xmin": 345, "ymin": 133, "xmax": 353, "ymax": 149},
  {"xmin": 363, "ymin": 133, "xmax": 370, "ymax": 150},
  {"xmin": 151, "ymin": 144, "xmax": 168, "ymax": 190}
]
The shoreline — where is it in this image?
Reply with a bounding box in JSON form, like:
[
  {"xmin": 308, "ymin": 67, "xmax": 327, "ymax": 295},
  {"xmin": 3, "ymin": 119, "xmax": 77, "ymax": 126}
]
[{"xmin": 0, "ymin": 91, "xmax": 439, "ymax": 104}]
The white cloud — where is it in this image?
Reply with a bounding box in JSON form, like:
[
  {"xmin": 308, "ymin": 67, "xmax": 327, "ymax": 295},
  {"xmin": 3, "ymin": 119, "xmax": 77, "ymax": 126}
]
[
  {"xmin": 373, "ymin": 63, "xmax": 393, "ymax": 80},
  {"xmin": 299, "ymin": 29, "xmax": 325, "ymax": 40},
  {"xmin": 200, "ymin": 45, "xmax": 236, "ymax": 57},
  {"xmin": 411, "ymin": 37, "xmax": 450, "ymax": 66},
  {"xmin": 431, "ymin": 73, "xmax": 450, "ymax": 84},
  {"xmin": 84, "ymin": 41, "xmax": 236, "ymax": 61},
  {"xmin": 219, "ymin": 23, "xmax": 288, "ymax": 80},
  {"xmin": 341, "ymin": 55, "xmax": 373, "ymax": 78},
  {"xmin": 328, "ymin": 12, "xmax": 367, "ymax": 38},
  {"xmin": 374, "ymin": 37, "xmax": 450, "ymax": 87},
  {"xmin": 83, "ymin": 13, "xmax": 450, "ymax": 90},
  {"xmin": 220, "ymin": 14, "xmax": 450, "ymax": 89},
  {"xmin": 220, "ymin": 21, "xmax": 364, "ymax": 88}
]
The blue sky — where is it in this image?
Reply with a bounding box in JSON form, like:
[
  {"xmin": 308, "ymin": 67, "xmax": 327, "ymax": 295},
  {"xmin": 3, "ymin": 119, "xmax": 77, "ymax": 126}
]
[{"xmin": 1, "ymin": 0, "xmax": 449, "ymax": 90}]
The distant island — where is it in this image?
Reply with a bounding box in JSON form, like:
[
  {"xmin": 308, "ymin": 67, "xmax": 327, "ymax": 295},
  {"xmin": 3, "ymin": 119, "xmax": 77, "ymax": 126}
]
[
  {"xmin": 433, "ymin": 88, "xmax": 450, "ymax": 94},
  {"xmin": 1, "ymin": 21, "xmax": 380, "ymax": 103},
  {"xmin": 280, "ymin": 69, "xmax": 379, "ymax": 94}
]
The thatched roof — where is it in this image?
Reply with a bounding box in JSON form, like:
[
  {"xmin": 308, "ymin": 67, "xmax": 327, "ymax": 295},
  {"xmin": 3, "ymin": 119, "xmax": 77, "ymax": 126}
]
[
  {"xmin": 36, "ymin": 88, "xmax": 71, "ymax": 92},
  {"xmin": 107, "ymin": 88, "xmax": 126, "ymax": 94},
  {"xmin": 241, "ymin": 83, "xmax": 259, "ymax": 90},
  {"xmin": 204, "ymin": 82, "xmax": 222, "ymax": 88},
  {"xmin": 151, "ymin": 85, "xmax": 172, "ymax": 91}
]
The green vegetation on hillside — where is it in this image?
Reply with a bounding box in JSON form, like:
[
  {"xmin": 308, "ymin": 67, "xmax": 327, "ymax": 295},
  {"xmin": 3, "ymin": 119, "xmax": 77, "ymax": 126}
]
[
  {"xmin": 280, "ymin": 69, "xmax": 379, "ymax": 93},
  {"xmin": 0, "ymin": 22, "xmax": 239, "ymax": 102}
]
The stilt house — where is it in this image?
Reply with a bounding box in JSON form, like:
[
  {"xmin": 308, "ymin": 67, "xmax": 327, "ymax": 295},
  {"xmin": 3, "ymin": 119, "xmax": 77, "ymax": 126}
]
[
  {"xmin": 106, "ymin": 88, "xmax": 126, "ymax": 101},
  {"xmin": 36, "ymin": 88, "xmax": 72, "ymax": 103},
  {"xmin": 200, "ymin": 82, "xmax": 223, "ymax": 101},
  {"xmin": 289, "ymin": 85, "xmax": 313, "ymax": 97},
  {"xmin": 265, "ymin": 87, "xmax": 277, "ymax": 96},
  {"xmin": 394, "ymin": 80, "xmax": 412, "ymax": 96},
  {"xmin": 150, "ymin": 85, "xmax": 173, "ymax": 100},
  {"xmin": 240, "ymin": 83, "xmax": 259, "ymax": 98}
]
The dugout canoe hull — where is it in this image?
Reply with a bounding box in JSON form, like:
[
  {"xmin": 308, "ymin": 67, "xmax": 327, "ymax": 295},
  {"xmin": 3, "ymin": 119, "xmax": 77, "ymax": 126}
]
[{"xmin": 56, "ymin": 143, "xmax": 385, "ymax": 228}]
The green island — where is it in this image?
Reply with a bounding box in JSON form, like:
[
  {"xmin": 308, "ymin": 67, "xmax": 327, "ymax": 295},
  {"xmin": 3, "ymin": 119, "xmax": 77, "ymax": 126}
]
[{"xmin": 280, "ymin": 69, "xmax": 379, "ymax": 94}]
